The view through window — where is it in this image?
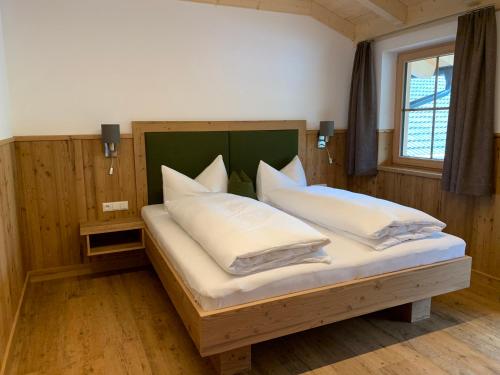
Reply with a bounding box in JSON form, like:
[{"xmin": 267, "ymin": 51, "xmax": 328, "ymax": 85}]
[{"xmin": 400, "ymin": 52, "xmax": 454, "ymax": 160}]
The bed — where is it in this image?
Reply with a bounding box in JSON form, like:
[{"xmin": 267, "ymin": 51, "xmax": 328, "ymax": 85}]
[
  {"xmin": 142, "ymin": 204, "xmax": 466, "ymax": 310},
  {"xmin": 133, "ymin": 120, "xmax": 472, "ymax": 375}
]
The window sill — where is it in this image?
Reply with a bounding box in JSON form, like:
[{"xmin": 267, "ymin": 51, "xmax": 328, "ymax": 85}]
[{"xmin": 377, "ymin": 164, "xmax": 442, "ymax": 179}]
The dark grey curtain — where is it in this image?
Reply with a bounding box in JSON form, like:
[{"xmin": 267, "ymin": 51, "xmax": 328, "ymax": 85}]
[
  {"xmin": 442, "ymin": 7, "xmax": 497, "ymax": 196},
  {"xmin": 346, "ymin": 41, "xmax": 378, "ymax": 176}
]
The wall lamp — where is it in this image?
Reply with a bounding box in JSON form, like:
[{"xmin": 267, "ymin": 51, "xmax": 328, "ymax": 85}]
[
  {"xmin": 317, "ymin": 121, "xmax": 334, "ymax": 164},
  {"xmin": 101, "ymin": 124, "xmax": 120, "ymax": 175}
]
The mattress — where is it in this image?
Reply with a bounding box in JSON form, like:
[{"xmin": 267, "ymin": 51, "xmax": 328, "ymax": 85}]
[{"xmin": 142, "ymin": 204, "xmax": 466, "ymax": 311}]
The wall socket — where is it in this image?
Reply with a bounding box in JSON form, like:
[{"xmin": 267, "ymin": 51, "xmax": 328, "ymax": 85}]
[{"xmin": 102, "ymin": 201, "xmax": 129, "ymax": 212}]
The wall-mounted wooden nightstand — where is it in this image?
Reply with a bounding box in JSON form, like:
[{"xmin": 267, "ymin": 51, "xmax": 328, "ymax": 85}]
[{"xmin": 80, "ymin": 218, "xmax": 145, "ymax": 257}]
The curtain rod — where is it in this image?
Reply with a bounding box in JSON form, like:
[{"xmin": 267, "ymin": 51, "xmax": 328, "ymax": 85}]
[{"xmin": 372, "ymin": 5, "xmax": 499, "ymax": 42}]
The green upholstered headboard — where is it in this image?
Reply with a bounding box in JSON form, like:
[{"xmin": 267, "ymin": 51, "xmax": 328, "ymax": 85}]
[
  {"xmin": 133, "ymin": 121, "xmax": 306, "ymax": 207},
  {"xmin": 228, "ymin": 130, "xmax": 299, "ymax": 183},
  {"xmin": 145, "ymin": 132, "xmax": 230, "ymax": 204}
]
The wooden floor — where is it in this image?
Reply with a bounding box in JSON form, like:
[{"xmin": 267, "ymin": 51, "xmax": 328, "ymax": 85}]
[{"xmin": 5, "ymin": 267, "xmax": 500, "ymax": 375}]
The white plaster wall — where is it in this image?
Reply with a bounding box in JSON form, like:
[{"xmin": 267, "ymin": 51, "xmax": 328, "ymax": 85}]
[
  {"xmin": 0, "ymin": 6, "xmax": 10, "ymax": 140},
  {"xmin": 0, "ymin": 0, "xmax": 355, "ymax": 135}
]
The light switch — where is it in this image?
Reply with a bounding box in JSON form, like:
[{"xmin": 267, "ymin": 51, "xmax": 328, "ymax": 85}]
[{"xmin": 117, "ymin": 201, "xmax": 129, "ymax": 210}]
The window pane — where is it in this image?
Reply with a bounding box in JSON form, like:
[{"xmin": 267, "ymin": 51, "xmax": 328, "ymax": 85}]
[
  {"xmin": 432, "ymin": 109, "xmax": 449, "ymax": 160},
  {"xmin": 435, "ymin": 54, "xmax": 453, "ymax": 108},
  {"xmin": 402, "ymin": 110, "xmax": 433, "ymax": 158},
  {"xmin": 404, "ymin": 58, "xmax": 437, "ymax": 110}
]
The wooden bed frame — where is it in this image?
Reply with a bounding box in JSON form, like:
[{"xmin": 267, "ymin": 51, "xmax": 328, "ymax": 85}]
[{"xmin": 133, "ymin": 121, "xmax": 472, "ymax": 374}]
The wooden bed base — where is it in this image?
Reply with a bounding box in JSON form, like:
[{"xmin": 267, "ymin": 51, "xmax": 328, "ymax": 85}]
[{"xmin": 144, "ymin": 228, "xmax": 471, "ymax": 374}]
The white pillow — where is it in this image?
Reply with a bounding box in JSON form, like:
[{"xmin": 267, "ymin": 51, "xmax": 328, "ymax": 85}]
[
  {"xmin": 256, "ymin": 160, "xmax": 300, "ymax": 202},
  {"xmin": 162, "ymin": 155, "xmax": 228, "ymax": 204},
  {"xmin": 162, "ymin": 166, "xmax": 209, "ymax": 202},
  {"xmin": 280, "ymin": 155, "xmax": 307, "ymax": 186},
  {"xmin": 195, "ymin": 155, "xmax": 228, "ymax": 193}
]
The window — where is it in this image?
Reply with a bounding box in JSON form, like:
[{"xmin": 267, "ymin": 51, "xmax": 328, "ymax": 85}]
[{"xmin": 393, "ymin": 43, "xmax": 455, "ymax": 169}]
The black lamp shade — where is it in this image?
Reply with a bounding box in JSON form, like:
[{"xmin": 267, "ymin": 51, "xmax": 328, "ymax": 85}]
[
  {"xmin": 101, "ymin": 124, "xmax": 120, "ymax": 144},
  {"xmin": 319, "ymin": 121, "xmax": 334, "ymax": 137}
]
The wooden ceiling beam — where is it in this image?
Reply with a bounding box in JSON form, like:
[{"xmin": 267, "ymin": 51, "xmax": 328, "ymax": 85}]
[
  {"xmin": 311, "ymin": 1, "xmax": 355, "ymax": 39},
  {"xmin": 181, "ymin": 0, "xmax": 500, "ymax": 43},
  {"xmin": 182, "ymin": 0, "xmax": 355, "ymax": 40},
  {"xmin": 355, "ymin": 0, "xmax": 500, "ymax": 42},
  {"xmin": 355, "ymin": 0, "xmax": 407, "ymax": 25}
]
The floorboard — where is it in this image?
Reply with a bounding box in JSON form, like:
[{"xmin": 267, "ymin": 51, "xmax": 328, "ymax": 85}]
[{"xmin": 5, "ymin": 267, "xmax": 500, "ymax": 375}]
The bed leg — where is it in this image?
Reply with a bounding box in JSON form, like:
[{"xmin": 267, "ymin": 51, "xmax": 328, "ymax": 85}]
[
  {"xmin": 393, "ymin": 298, "xmax": 432, "ymax": 322},
  {"xmin": 209, "ymin": 346, "xmax": 251, "ymax": 375}
]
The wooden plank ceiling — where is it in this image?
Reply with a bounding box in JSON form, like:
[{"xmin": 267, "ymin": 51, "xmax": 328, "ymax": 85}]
[{"xmin": 183, "ymin": 0, "xmax": 500, "ymax": 41}]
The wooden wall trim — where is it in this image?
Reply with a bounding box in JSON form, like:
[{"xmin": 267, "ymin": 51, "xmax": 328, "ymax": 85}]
[
  {"xmin": 14, "ymin": 134, "xmax": 133, "ymax": 141},
  {"xmin": 0, "ymin": 138, "xmax": 14, "ymax": 146},
  {"xmin": 10, "ymin": 130, "xmax": 500, "ymax": 140},
  {"xmin": 377, "ymin": 164, "xmax": 442, "ymax": 179},
  {"xmin": 305, "ymin": 129, "xmax": 499, "ymax": 136},
  {"xmin": 28, "ymin": 254, "xmax": 149, "ymax": 283}
]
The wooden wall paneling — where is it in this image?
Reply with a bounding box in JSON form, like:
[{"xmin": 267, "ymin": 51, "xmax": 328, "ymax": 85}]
[
  {"xmin": 9, "ymin": 131, "xmax": 500, "ymax": 298},
  {"xmin": 469, "ymin": 137, "xmax": 500, "ymax": 280},
  {"xmin": 81, "ymin": 139, "xmax": 98, "ymax": 221},
  {"xmin": 332, "ymin": 132, "xmax": 348, "ymax": 189},
  {"xmin": 352, "ymin": 175, "xmax": 378, "ymax": 196},
  {"xmin": 494, "ymin": 137, "xmax": 500, "ymax": 278},
  {"xmin": 304, "ymin": 130, "xmax": 393, "ymax": 192},
  {"xmin": 0, "ymin": 141, "xmax": 24, "ymax": 368},
  {"xmin": 79, "ymin": 138, "xmax": 137, "ymax": 222},
  {"xmin": 418, "ymin": 177, "xmax": 441, "ymax": 218},
  {"xmin": 438, "ymin": 191, "xmax": 474, "ymax": 246},
  {"xmin": 375, "ymin": 170, "xmax": 395, "ymax": 201},
  {"xmin": 470, "ymin": 195, "xmax": 496, "ymax": 276},
  {"xmin": 0, "ymin": 143, "xmax": 24, "ymax": 292},
  {"xmin": 52, "ymin": 141, "xmax": 81, "ymax": 267},
  {"xmin": 73, "ymin": 140, "xmax": 88, "ymax": 223},
  {"xmin": 397, "ymin": 174, "xmax": 421, "ymax": 207},
  {"xmin": 15, "ymin": 136, "xmax": 141, "ymax": 271},
  {"xmin": 112, "ymin": 139, "xmax": 138, "ymax": 218},
  {"xmin": 305, "ymin": 130, "xmax": 328, "ymax": 185},
  {"xmin": 33, "ymin": 141, "xmax": 65, "ymax": 267},
  {"xmin": 383, "ymin": 137, "xmax": 498, "ymax": 285},
  {"xmin": 305, "ymin": 130, "xmax": 348, "ymax": 188},
  {"xmin": 15, "ymin": 141, "xmax": 81, "ymax": 270},
  {"xmin": 15, "ymin": 142, "xmax": 45, "ymax": 271},
  {"xmin": 305, "ymin": 131, "xmax": 500, "ymax": 291}
]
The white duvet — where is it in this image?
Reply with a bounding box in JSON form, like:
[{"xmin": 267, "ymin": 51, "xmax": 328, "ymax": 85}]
[
  {"xmin": 166, "ymin": 193, "xmax": 331, "ymax": 275},
  {"xmin": 266, "ymin": 185, "xmax": 446, "ymax": 250}
]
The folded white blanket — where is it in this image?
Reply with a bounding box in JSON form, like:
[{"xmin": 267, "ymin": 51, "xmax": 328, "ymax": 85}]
[
  {"xmin": 266, "ymin": 186, "xmax": 446, "ymax": 250},
  {"xmin": 166, "ymin": 193, "xmax": 331, "ymax": 275}
]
